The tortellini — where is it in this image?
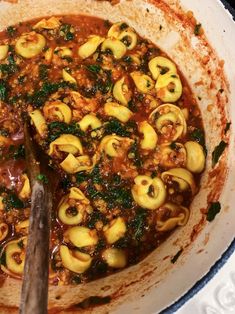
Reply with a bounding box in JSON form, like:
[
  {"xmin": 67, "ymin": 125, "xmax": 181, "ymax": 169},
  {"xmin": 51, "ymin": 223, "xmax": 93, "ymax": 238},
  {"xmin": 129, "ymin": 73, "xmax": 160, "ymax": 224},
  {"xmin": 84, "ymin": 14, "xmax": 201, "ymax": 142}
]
[
  {"xmin": 78, "ymin": 114, "xmax": 102, "ymax": 132},
  {"xmin": 185, "ymin": 141, "xmax": 205, "ymax": 173},
  {"xmin": 138, "ymin": 121, "xmax": 158, "ymax": 150},
  {"xmin": 148, "ymin": 56, "xmax": 177, "ymax": 80},
  {"xmin": 161, "ymin": 167, "xmax": 196, "ymax": 195},
  {"xmin": 58, "ymin": 187, "xmax": 90, "ymax": 225},
  {"xmin": 132, "ymin": 175, "xmax": 166, "ymax": 210},
  {"xmin": 103, "ymin": 217, "xmax": 127, "ymax": 244},
  {"xmin": 78, "ymin": 35, "xmax": 104, "ymax": 59},
  {"xmin": 48, "ymin": 134, "xmax": 83, "ymax": 157},
  {"xmin": 102, "ymin": 248, "xmax": 127, "ymax": 268},
  {"xmin": 62, "ymin": 69, "xmax": 77, "ymax": 84},
  {"xmin": 54, "ymin": 46, "xmax": 73, "ymax": 59},
  {"xmin": 156, "ymin": 203, "xmax": 189, "ymax": 232},
  {"xmin": 0, "ymin": 223, "xmax": 9, "ymax": 241},
  {"xmin": 104, "ymin": 102, "xmax": 133, "ymax": 123},
  {"xmin": 2, "ymin": 237, "xmax": 27, "ymax": 275},
  {"xmin": 0, "ymin": 45, "xmax": 9, "ymax": 60},
  {"xmin": 101, "ymin": 38, "xmax": 127, "ymax": 59},
  {"xmin": 19, "ymin": 174, "xmax": 31, "ymax": 200},
  {"xmin": 108, "ymin": 22, "xmax": 137, "ymax": 50},
  {"xmin": 43, "ymin": 100, "xmax": 72, "ymax": 124},
  {"xmin": 113, "ymin": 77, "xmax": 131, "ymax": 106},
  {"xmin": 15, "ymin": 32, "xmax": 46, "ymax": 58},
  {"xmin": 99, "ymin": 135, "xmax": 133, "ymax": 158},
  {"xmin": 155, "ymin": 72, "xmax": 182, "ymax": 102},
  {"xmin": 29, "ymin": 109, "xmax": 48, "ymax": 138},
  {"xmin": 149, "ymin": 104, "xmax": 187, "ymax": 142},
  {"xmin": 60, "ymin": 245, "xmax": 92, "ymax": 274},
  {"xmin": 64, "ymin": 226, "xmax": 98, "ymax": 247},
  {"xmin": 130, "ymin": 71, "xmax": 154, "ymax": 93},
  {"xmin": 60, "ymin": 153, "xmax": 93, "ymax": 174},
  {"xmin": 33, "ymin": 17, "xmax": 61, "ymax": 29},
  {"xmin": 15, "ymin": 219, "xmax": 29, "ymax": 234}
]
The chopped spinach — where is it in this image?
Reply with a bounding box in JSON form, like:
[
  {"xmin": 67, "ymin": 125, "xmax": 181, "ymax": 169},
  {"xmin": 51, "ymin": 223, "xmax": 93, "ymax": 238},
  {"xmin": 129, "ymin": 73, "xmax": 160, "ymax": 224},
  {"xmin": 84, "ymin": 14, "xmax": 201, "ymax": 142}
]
[
  {"xmin": 90, "ymin": 164, "xmax": 102, "ymax": 184},
  {"xmin": 2, "ymin": 193, "xmax": 24, "ymax": 211},
  {"xmin": 86, "ymin": 184, "xmax": 101, "ymax": 199},
  {"xmin": 103, "ymin": 186, "xmax": 133, "ymax": 209},
  {"xmin": 13, "ymin": 144, "xmax": 25, "ymax": 159},
  {"xmin": 170, "ymin": 141, "xmax": 177, "ymax": 150},
  {"xmin": 104, "ymin": 118, "xmax": 131, "ymax": 137},
  {"xmin": 0, "ymin": 251, "xmax": 6, "ymax": 266},
  {"xmin": 0, "ymin": 80, "xmax": 8, "ymax": 101},
  {"xmin": 207, "ymin": 202, "xmax": 221, "ymax": 222},
  {"xmin": 6, "ymin": 26, "xmax": 16, "ymax": 37},
  {"xmin": 76, "ymin": 172, "xmax": 89, "ymax": 185},
  {"xmin": 190, "ymin": 128, "xmax": 207, "ymax": 153},
  {"xmin": 194, "ymin": 23, "xmax": 202, "ymax": 36},
  {"xmin": 129, "ymin": 140, "xmax": 142, "ymax": 168},
  {"xmin": 59, "ymin": 24, "xmax": 74, "ymax": 41},
  {"xmin": 224, "ymin": 122, "xmax": 231, "ymax": 134},
  {"xmin": 47, "ymin": 121, "xmax": 84, "ymax": 142},
  {"xmin": 87, "ymin": 210, "xmax": 108, "ymax": 229},
  {"xmin": 122, "ymin": 55, "xmax": 132, "ymax": 64},
  {"xmin": 37, "ymin": 173, "xmax": 48, "ymax": 184},
  {"xmin": 59, "ymin": 176, "xmax": 71, "ymax": 190},
  {"xmin": 212, "ymin": 140, "xmax": 227, "ymax": 167},
  {"xmin": 39, "ymin": 64, "xmax": 49, "ymax": 81},
  {"xmin": 120, "ymin": 23, "xmax": 128, "ymax": 30},
  {"xmin": 171, "ymin": 249, "xmax": 183, "ymax": 264},
  {"xmin": 129, "ymin": 208, "xmax": 147, "ymax": 241},
  {"xmin": 86, "ymin": 64, "xmax": 101, "ymax": 74}
]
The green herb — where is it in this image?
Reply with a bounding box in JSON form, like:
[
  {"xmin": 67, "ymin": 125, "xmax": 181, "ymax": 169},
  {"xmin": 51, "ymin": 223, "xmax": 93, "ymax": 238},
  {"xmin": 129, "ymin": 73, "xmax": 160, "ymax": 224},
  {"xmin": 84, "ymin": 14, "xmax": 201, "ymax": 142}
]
[
  {"xmin": 2, "ymin": 193, "xmax": 24, "ymax": 211},
  {"xmin": 95, "ymin": 238, "xmax": 106, "ymax": 252},
  {"xmin": 171, "ymin": 74, "xmax": 177, "ymax": 78},
  {"xmin": 151, "ymin": 170, "xmax": 158, "ymax": 178},
  {"xmin": 6, "ymin": 26, "xmax": 16, "ymax": 37},
  {"xmin": 0, "ymin": 80, "xmax": 8, "ymax": 101},
  {"xmin": 86, "ymin": 184, "xmax": 101, "ymax": 199},
  {"xmin": 87, "ymin": 211, "xmax": 108, "ymax": 229},
  {"xmin": 71, "ymin": 275, "xmax": 82, "ymax": 284},
  {"xmin": 224, "ymin": 122, "xmax": 231, "ymax": 134},
  {"xmin": 120, "ymin": 23, "xmax": 128, "ymax": 30},
  {"xmin": 28, "ymin": 81, "xmax": 76, "ymax": 107},
  {"xmin": 95, "ymin": 70, "xmax": 113, "ymax": 94},
  {"xmin": 212, "ymin": 140, "xmax": 227, "ymax": 167},
  {"xmin": 190, "ymin": 128, "xmax": 207, "ymax": 153},
  {"xmin": 104, "ymin": 118, "xmax": 131, "ymax": 137},
  {"xmin": 18, "ymin": 239, "xmax": 24, "ymax": 249},
  {"xmin": 122, "ymin": 55, "xmax": 132, "ymax": 64},
  {"xmin": 86, "ymin": 64, "xmax": 101, "ymax": 73},
  {"xmin": 194, "ymin": 23, "xmax": 202, "ymax": 35},
  {"xmin": 121, "ymin": 36, "xmax": 131, "ymax": 47},
  {"xmin": 60, "ymin": 24, "xmax": 74, "ymax": 41},
  {"xmin": 48, "ymin": 121, "xmax": 84, "ymax": 142},
  {"xmin": 0, "ymin": 251, "xmax": 6, "ymax": 266},
  {"xmin": 130, "ymin": 208, "xmax": 147, "ymax": 241},
  {"xmin": 103, "ymin": 186, "xmax": 133, "ymax": 209},
  {"xmin": 13, "ymin": 144, "xmax": 25, "ymax": 159},
  {"xmin": 37, "ymin": 173, "xmax": 48, "ymax": 184},
  {"xmin": 90, "ymin": 164, "xmax": 102, "ymax": 184},
  {"xmin": 18, "ymin": 75, "xmax": 26, "ymax": 85},
  {"xmin": 0, "ymin": 129, "xmax": 9, "ymax": 136},
  {"xmin": 170, "ymin": 141, "xmax": 177, "ymax": 150},
  {"xmin": 39, "ymin": 64, "xmax": 49, "ymax": 81},
  {"xmin": 129, "ymin": 140, "xmax": 142, "ymax": 168},
  {"xmin": 171, "ymin": 249, "xmax": 183, "ymax": 264},
  {"xmin": 59, "ymin": 176, "xmax": 71, "ymax": 190},
  {"xmin": 128, "ymin": 100, "xmax": 137, "ymax": 112},
  {"xmin": 207, "ymin": 202, "xmax": 221, "ymax": 222}
]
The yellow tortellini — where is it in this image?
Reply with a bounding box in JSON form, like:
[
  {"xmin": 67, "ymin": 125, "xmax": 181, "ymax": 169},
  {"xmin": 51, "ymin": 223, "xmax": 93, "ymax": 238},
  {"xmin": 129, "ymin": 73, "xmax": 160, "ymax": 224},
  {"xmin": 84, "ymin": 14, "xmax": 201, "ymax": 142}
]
[
  {"xmin": 64, "ymin": 226, "xmax": 98, "ymax": 247},
  {"xmin": 78, "ymin": 35, "xmax": 105, "ymax": 59},
  {"xmin": 58, "ymin": 187, "xmax": 90, "ymax": 225},
  {"xmin": 130, "ymin": 71, "xmax": 154, "ymax": 93},
  {"xmin": 149, "ymin": 104, "xmax": 187, "ymax": 142},
  {"xmin": 15, "ymin": 219, "xmax": 29, "ymax": 234},
  {"xmin": 102, "ymin": 248, "xmax": 127, "ymax": 268},
  {"xmin": 99, "ymin": 135, "xmax": 133, "ymax": 158},
  {"xmin": 33, "ymin": 17, "xmax": 61, "ymax": 29},
  {"xmin": 101, "ymin": 38, "xmax": 127, "ymax": 59},
  {"xmin": 113, "ymin": 77, "xmax": 131, "ymax": 106},
  {"xmin": 0, "ymin": 45, "xmax": 9, "ymax": 60},
  {"xmin": 60, "ymin": 153, "xmax": 93, "ymax": 174},
  {"xmin": 43, "ymin": 100, "xmax": 72, "ymax": 124},
  {"xmin": 54, "ymin": 46, "xmax": 73, "ymax": 59},
  {"xmin": 107, "ymin": 22, "xmax": 137, "ymax": 50},
  {"xmin": 0, "ymin": 223, "xmax": 9, "ymax": 241},
  {"xmin": 156, "ymin": 203, "xmax": 189, "ymax": 232},
  {"xmin": 104, "ymin": 102, "xmax": 133, "ymax": 123},
  {"xmin": 155, "ymin": 72, "xmax": 182, "ymax": 102},
  {"xmin": 62, "ymin": 69, "xmax": 77, "ymax": 84},
  {"xmin": 2, "ymin": 237, "xmax": 27, "ymax": 275},
  {"xmin": 19, "ymin": 174, "xmax": 31, "ymax": 200},
  {"xmin": 29, "ymin": 109, "xmax": 48, "ymax": 138},
  {"xmin": 185, "ymin": 141, "xmax": 205, "ymax": 173},
  {"xmin": 138, "ymin": 121, "xmax": 158, "ymax": 150},
  {"xmin": 78, "ymin": 114, "xmax": 102, "ymax": 132},
  {"xmin": 103, "ymin": 217, "xmax": 127, "ymax": 244},
  {"xmin": 132, "ymin": 175, "xmax": 166, "ymax": 210},
  {"xmin": 161, "ymin": 167, "xmax": 196, "ymax": 195},
  {"xmin": 48, "ymin": 134, "xmax": 83, "ymax": 157},
  {"xmin": 60, "ymin": 245, "xmax": 92, "ymax": 274},
  {"xmin": 15, "ymin": 32, "xmax": 46, "ymax": 58},
  {"xmin": 148, "ymin": 56, "xmax": 177, "ymax": 80}
]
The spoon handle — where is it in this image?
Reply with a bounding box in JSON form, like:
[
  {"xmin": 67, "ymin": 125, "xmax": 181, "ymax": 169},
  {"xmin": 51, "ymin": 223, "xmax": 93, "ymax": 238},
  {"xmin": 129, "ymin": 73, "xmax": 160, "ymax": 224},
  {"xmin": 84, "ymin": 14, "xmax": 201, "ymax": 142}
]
[{"xmin": 19, "ymin": 122, "xmax": 51, "ymax": 314}]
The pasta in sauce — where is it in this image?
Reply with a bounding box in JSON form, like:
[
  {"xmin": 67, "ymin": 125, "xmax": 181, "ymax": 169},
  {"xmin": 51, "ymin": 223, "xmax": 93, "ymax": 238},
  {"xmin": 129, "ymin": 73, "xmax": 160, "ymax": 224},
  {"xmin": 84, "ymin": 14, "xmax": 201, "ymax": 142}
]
[{"xmin": 0, "ymin": 15, "xmax": 206, "ymax": 285}]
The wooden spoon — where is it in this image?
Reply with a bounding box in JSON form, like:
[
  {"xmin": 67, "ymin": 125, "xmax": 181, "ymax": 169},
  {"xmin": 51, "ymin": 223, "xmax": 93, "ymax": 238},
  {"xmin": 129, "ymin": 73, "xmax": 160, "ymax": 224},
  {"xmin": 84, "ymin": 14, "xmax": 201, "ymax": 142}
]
[{"xmin": 19, "ymin": 121, "xmax": 53, "ymax": 314}]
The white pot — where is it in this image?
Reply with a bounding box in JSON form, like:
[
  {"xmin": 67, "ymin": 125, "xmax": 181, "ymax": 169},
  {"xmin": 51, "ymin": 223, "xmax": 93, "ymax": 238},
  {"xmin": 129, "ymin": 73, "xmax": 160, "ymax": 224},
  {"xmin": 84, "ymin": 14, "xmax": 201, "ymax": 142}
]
[{"xmin": 0, "ymin": 1, "xmax": 234, "ymax": 313}]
